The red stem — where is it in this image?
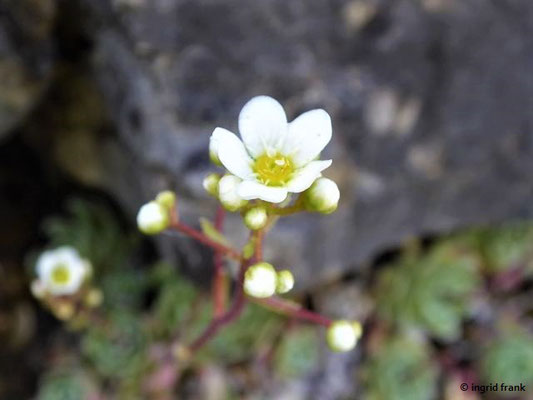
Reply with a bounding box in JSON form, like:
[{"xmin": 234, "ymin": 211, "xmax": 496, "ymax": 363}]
[
  {"xmin": 169, "ymin": 221, "xmax": 242, "ymax": 261},
  {"xmin": 189, "ymin": 259, "xmax": 250, "ymax": 352},
  {"xmin": 254, "ymin": 296, "xmax": 332, "ymax": 327},
  {"xmin": 213, "ymin": 206, "xmax": 226, "ymax": 317}
]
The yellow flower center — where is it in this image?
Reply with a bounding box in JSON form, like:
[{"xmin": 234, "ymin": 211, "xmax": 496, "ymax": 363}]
[
  {"xmin": 51, "ymin": 264, "xmax": 71, "ymax": 285},
  {"xmin": 253, "ymin": 153, "xmax": 294, "ymax": 186}
]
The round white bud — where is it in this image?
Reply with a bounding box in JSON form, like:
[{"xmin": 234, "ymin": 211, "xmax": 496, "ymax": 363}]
[
  {"xmin": 276, "ymin": 270, "xmax": 294, "ymax": 294},
  {"xmin": 304, "ymin": 177, "xmax": 340, "ymax": 214},
  {"xmin": 218, "ymin": 175, "xmax": 248, "ymax": 212},
  {"xmin": 244, "ymin": 207, "xmax": 268, "ymax": 230},
  {"xmin": 203, "ymin": 173, "xmax": 221, "ymax": 197},
  {"xmin": 244, "ymin": 262, "xmax": 277, "ymax": 298},
  {"xmin": 155, "ymin": 190, "xmax": 176, "ymax": 210},
  {"xmin": 326, "ymin": 320, "xmax": 363, "ymax": 352},
  {"xmin": 137, "ymin": 201, "xmax": 170, "ymax": 235}
]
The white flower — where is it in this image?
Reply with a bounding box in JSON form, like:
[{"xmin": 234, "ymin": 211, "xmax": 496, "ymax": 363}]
[
  {"xmin": 218, "ymin": 174, "xmax": 248, "ymax": 211},
  {"xmin": 304, "ymin": 177, "xmax": 340, "ymax": 214},
  {"xmin": 36, "ymin": 246, "xmax": 90, "ymax": 296},
  {"xmin": 326, "ymin": 320, "xmax": 363, "ymax": 352},
  {"xmin": 210, "ymin": 96, "xmax": 333, "ymax": 203},
  {"xmin": 137, "ymin": 201, "xmax": 170, "ymax": 234},
  {"xmin": 276, "ymin": 270, "xmax": 294, "ymax": 294},
  {"xmin": 243, "ymin": 207, "xmax": 268, "ymax": 230},
  {"xmin": 244, "ymin": 262, "xmax": 277, "ymax": 298}
]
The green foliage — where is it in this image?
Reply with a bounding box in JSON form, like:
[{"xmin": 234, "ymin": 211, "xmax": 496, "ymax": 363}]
[
  {"xmin": 101, "ymin": 268, "xmax": 148, "ymax": 311},
  {"xmin": 473, "ymin": 222, "xmax": 533, "ymax": 272},
  {"xmin": 363, "ymin": 337, "xmax": 438, "ymax": 400},
  {"xmin": 82, "ymin": 312, "xmax": 147, "ymax": 380},
  {"xmin": 37, "ymin": 372, "xmax": 87, "ymax": 400},
  {"xmin": 43, "ymin": 198, "xmax": 134, "ymax": 272},
  {"xmin": 150, "ymin": 263, "xmax": 199, "ymax": 338},
  {"xmin": 198, "ymin": 304, "xmax": 283, "ymax": 363},
  {"xmin": 274, "ymin": 326, "xmax": 320, "ymax": 379},
  {"xmin": 481, "ymin": 332, "xmax": 533, "ymax": 389},
  {"xmin": 376, "ymin": 241, "xmax": 480, "ymax": 340},
  {"xmin": 199, "ymin": 217, "xmax": 231, "ymax": 247}
]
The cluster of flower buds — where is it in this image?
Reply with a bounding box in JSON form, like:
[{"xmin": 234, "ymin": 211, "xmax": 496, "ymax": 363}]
[
  {"xmin": 31, "ymin": 246, "xmax": 102, "ymax": 321},
  {"xmin": 133, "ymin": 95, "xmax": 361, "ymax": 353},
  {"xmin": 243, "ymin": 262, "xmax": 294, "ymax": 298},
  {"xmin": 137, "ymin": 190, "xmax": 176, "ymax": 235}
]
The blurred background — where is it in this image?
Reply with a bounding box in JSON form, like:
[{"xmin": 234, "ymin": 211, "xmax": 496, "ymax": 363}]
[{"xmin": 1, "ymin": 0, "xmax": 533, "ymax": 398}]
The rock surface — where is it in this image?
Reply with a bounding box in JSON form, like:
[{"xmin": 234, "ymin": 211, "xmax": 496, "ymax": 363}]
[
  {"xmin": 0, "ymin": 0, "xmax": 56, "ymax": 140},
  {"xmin": 6, "ymin": 0, "xmax": 533, "ymax": 288}
]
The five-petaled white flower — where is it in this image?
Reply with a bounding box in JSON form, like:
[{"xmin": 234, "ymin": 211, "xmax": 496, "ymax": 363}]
[
  {"xmin": 210, "ymin": 96, "xmax": 333, "ymax": 203},
  {"xmin": 35, "ymin": 246, "xmax": 90, "ymax": 296}
]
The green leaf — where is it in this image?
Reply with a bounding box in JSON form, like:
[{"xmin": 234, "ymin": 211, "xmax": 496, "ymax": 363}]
[
  {"xmin": 195, "ymin": 303, "xmax": 282, "ymax": 363},
  {"xmin": 150, "ymin": 265, "xmax": 199, "ymax": 338},
  {"xmin": 363, "ymin": 337, "xmax": 438, "ymax": 400},
  {"xmin": 199, "ymin": 217, "xmax": 231, "ymax": 247},
  {"xmin": 376, "ymin": 238, "xmax": 480, "ymax": 341},
  {"xmin": 274, "ymin": 326, "xmax": 319, "ymax": 379},
  {"xmin": 475, "ymin": 222, "xmax": 533, "ymax": 272},
  {"xmin": 82, "ymin": 312, "xmax": 147, "ymax": 380},
  {"xmin": 42, "ymin": 198, "xmax": 134, "ymax": 273},
  {"xmin": 482, "ymin": 332, "xmax": 533, "ymax": 391},
  {"xmin": 37, "ymin": 372, "xmax": 87, "ymax": 400}
]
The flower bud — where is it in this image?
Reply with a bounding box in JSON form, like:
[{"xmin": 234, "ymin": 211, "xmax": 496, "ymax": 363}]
[
  {"xmin": 218, "ymin": 175, "xmax": 248, "ymax": 212},
  {"xmin": 53, "ymin": 302, "xmax": 75, "ymax": 321},
  {"xmin": 137, "ymin": 201, "xmax": 170, "ymax": 235},
  {"xmin": 203, "ymin": 173, "xmax": 221, "ymax": 197},
  {"xmin": 31, "ymin": 280, "xmax": 46, "ymax": 299},
  {"xmin": 84, "ymin": 288, "xmax": 104, "ymax": 308},
  {"xmin": 209, "ymin": 129, "xmax": 223, "ymax": 166},
  {"xmin": 244, "ymin": 207, "xmax": 268, "ymax": 230},
  {"xmin": 276, "ymin": 270, "xmax": 294, "ymax": 294},
  {"xmin": 304, "ymin": 177, "xmax": 340, "ymax": 214},
  {"xmin": 155, "ymin": 190, "xmax": 176, "ymax": 210},
  {"xmin": 244, "ymin": 262, "xmax": 277, "ymax": 298},
  {"xmin": 326, "ymin": 320, "xmax": 363, "ymax": 352}
]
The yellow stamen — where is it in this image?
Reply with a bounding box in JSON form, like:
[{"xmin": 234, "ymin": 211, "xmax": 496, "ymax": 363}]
[
  {"xmin": 51, "ymin": 264, "xmax": 71, "ymax": 285},
  {"xmin": 253, "ymin": 153, "xmax": 294, "ymax": 186}
]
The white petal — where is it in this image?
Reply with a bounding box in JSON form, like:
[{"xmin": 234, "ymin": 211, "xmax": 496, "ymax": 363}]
[
  {"xmin": 36, "ymin": 252, "xmax": 56, "ymax": 278},
  {"xmin": 283, "ymin": 109, "xmax": 332, "ymax": 167},
  {"xmin": 237, "ymin": 180, "xmax": 288, "ymax": 203},
  {"xmin": 238, "ymin": 96, "xmax": 288, "ymax": 158},
  {"xmin": 213, "ymin": 127, "xmax": 254, "ymax": 180},
  {"xmin": 285, "ymin": 160, "xmax": 332, "ymax": 193}
]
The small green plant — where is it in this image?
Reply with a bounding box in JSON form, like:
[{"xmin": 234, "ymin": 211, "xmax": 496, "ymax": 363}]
[
  {"xmin": 363, "ymin": 337, "xmax": 438, "ymax": 400},
  {"xmin": 481, "ymin": 332, "xmax": 533, "ymax": 391},
  {"xmin": 37, "ymin": 372, "xmax": 88, "ymax": 400},
  {"xmin": 376, "ymin": 241, "xmax": 480, "ymax": 341},
  {"xmin": 474, "ymin": 222, "xmax": 533, "ymax": 273},
  {"xmin": 31, "ymin": 96, "xmax": 362, "ymax": 398}
]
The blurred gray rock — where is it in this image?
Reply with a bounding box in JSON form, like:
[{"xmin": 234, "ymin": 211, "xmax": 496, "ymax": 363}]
[
  {"xmin": 0, "ymin": 0, "xmax": 56, "ymax": 140},
  {"xmin": 6, "ymin": 0, "xmax": 533, "ymax": 288},
  {"xmin": 79, "ymin": 0, "xmax": 533, "ymax": 288}
]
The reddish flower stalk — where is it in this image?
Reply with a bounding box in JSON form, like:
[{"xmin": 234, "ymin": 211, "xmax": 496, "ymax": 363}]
[
  {"xmin": 212, "ymin": 206, "xmax": 227, "ymax": 317},
  {"xmin": 189, "ymin": 258, "xmax": 250, "ymax": 352},
  {"xmin": 254, "ymin": 228, "xmax": 264, "ymax": 261},
  {"xmin": 168, "ymin": 221, "xmax": 242, "ymax": 261},
  {"xmin": 254, "ymin": 296, "xmax": 332, "ymax": 327}
]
